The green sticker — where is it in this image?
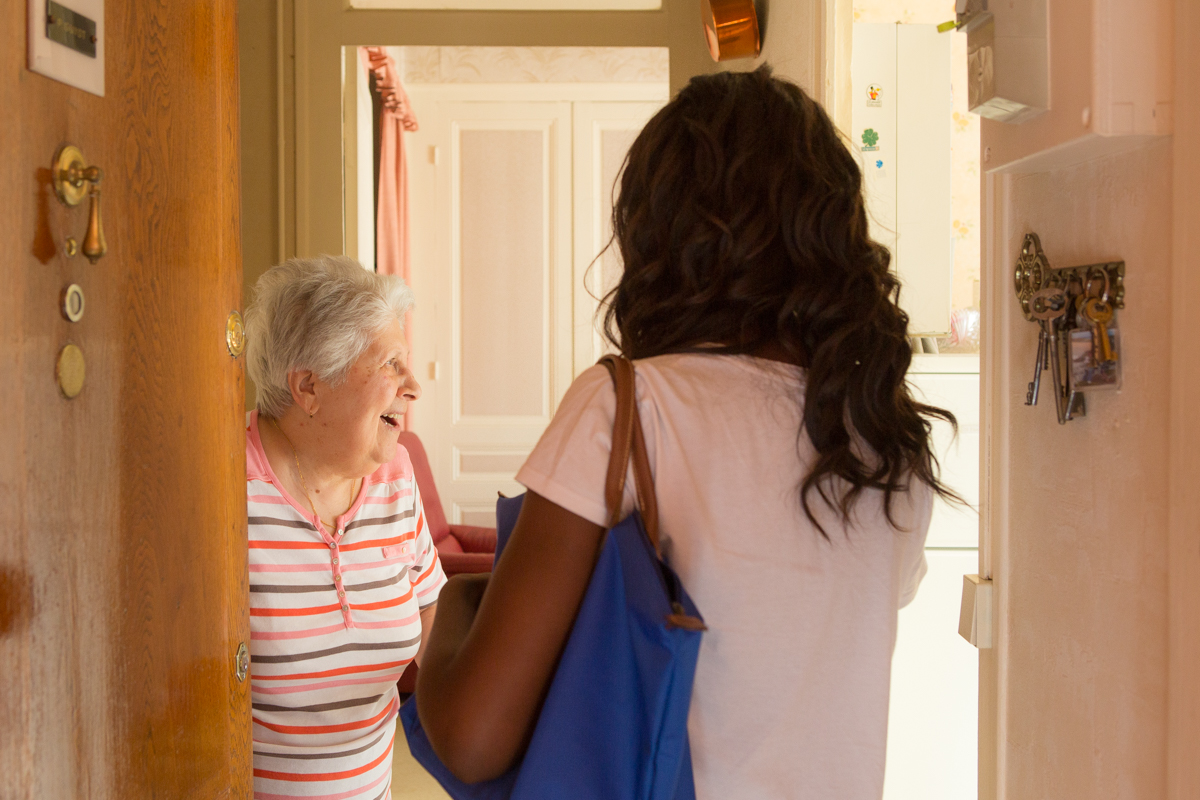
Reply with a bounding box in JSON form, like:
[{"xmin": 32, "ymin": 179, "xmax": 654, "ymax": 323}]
[{"xmin": 861, "ymin": 128, "xmax": 880, "ymax": 152}]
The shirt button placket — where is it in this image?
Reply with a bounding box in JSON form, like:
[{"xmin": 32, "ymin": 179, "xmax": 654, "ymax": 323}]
[{"xmin": 329, "ymin": 538, "xmax": 349, "ymax": 621}]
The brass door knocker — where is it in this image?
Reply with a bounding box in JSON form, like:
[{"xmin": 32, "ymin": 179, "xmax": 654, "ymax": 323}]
[{"xmin": 52, "ymin": 144, "xmax": 106, "ymax": 264}]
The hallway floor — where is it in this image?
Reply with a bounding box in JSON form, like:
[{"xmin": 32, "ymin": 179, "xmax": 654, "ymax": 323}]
[{"xmin": 393, "ymin": 737, "xmax": 451, "ymax": 799}]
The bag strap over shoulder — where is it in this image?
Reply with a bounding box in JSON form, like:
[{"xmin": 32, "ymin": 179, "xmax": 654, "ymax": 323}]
[
  {"xmin": 599, "ymin": 356, "xmax": 705, "ymax": 633},
  {"xmin": 598, "ymin": 355, "xmax": 660, "ymax": 551}
]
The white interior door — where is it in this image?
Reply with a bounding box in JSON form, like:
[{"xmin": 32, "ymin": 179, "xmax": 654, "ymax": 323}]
[
  {"xmin": 571, "ymin": 101, "xmax": 663, "ymax": 374},
  {"xmin": 407, "ymin": 94, "xmax": 573, "ymax": 526}
]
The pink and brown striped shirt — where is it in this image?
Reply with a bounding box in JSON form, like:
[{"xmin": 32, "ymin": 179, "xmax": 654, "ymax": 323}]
[{"xmin": 246, "ymin": 411, "xmax": 446, "ymax": 800}]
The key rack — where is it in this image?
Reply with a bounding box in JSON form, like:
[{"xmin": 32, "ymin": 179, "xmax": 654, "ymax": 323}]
[{"xmin": 1013, "ymin": 233, "xmax": 1126, "ymax": 425}]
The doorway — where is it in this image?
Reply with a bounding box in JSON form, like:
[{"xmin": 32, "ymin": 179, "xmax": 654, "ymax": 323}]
[
  {"xmin": 849, "ymin": 2, "xmax": 983, "ymax": 799},
  {"xmin": 343, "ymin": 32, "xmax": 982, "ymax": 800}
]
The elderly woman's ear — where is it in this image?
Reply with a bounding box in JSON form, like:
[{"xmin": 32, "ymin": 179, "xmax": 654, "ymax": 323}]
[{"xmin": 287, "ymin": 369, "xmax": 321, "ymax": 417}]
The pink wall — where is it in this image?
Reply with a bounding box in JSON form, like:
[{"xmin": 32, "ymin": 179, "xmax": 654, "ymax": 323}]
[
  {"xmin": 984, "ymin": 145, "xmax": 1171, "ymax": 798},
  {"xmin": 981, "ymin": 0, "xmax": 1198, "ymax": 796}
]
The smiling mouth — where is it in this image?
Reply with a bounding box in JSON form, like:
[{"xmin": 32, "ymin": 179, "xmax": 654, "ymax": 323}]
[{"xmin": 381, "ymin": 413, "xmax": 402, "ymax": 429}]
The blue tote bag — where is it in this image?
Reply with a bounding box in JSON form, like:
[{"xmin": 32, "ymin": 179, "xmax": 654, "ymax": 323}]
[{"xmin": 401, "ymin": 355, "xmax": 706, "ymax": 800}]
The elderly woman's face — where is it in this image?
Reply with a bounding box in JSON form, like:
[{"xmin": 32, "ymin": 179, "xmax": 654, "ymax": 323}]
[{"xmin": 317, "ymin": 316, "xmax": 421, "ymax": 475}]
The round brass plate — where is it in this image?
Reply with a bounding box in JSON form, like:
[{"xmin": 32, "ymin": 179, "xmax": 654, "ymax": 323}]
[
  {"xmin": 61, "ymin": 283, "xmax": 85, "ymax": 323},
  {"xmin": 53, "ymin": 145, "xmax": 88, "ymax": 207},
  {"xmin": 56, "ymin": 344, "xmax": 86, "ymax": 399},
  {"xmin": 226, "ymin": 311, "xmax": 246, "ymax": 357}
]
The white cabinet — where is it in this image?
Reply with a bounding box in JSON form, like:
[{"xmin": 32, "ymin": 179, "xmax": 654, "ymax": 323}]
[
  {"xmin": 885, "ymin": 356, "xmax": 980, "ymax": 800},
  {"xmin": 851, "ymin": 23, "xmax": 953, "ymax": 336},
  {"xmin": 908, "ymin": 355, "xmax": 980, "ymax": 549},
  {"xmin": 885, "ymin": 548, "xmax": 981, "ymax": 800}
]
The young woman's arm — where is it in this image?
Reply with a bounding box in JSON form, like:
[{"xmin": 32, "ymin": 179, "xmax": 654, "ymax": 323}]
[
  {"xmin": 413, "ymin": 603, "xmax": 437, "ymax": 668},
  {"xmin": 415, "ymin": 490, "xmax": 606, "ymax": 783}
]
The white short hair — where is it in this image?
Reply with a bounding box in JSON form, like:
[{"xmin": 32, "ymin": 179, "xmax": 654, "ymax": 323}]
[{"xmin": 245, "ymin": 255, "xmax": 415, "ymax": 418}]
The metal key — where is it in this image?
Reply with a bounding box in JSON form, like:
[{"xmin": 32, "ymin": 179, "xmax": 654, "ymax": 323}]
[
  {"xmin": 1025, "ymin": 326, "xmax": 1047, "ymax": 406},
  {"xmin": 1030, "ymin": 287, "xmax": 1068, "ymax": 421},
  {"xmin": 1083, "ymin": 297, "xmax": 1116, "ymax": 363}
]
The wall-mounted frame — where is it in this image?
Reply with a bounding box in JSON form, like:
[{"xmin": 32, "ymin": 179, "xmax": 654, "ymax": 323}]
[{"xmin": 27, "ymin": 0, "xmax": 105, "ymax": 97}]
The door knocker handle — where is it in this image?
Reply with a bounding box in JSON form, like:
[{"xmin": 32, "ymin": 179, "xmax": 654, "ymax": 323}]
[{"xmin": 52, "ymin": 144, "xmax": 107, "ymax": 264}]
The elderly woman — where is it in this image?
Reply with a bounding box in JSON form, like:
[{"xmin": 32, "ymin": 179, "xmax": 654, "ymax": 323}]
[{"xmin": 243, "ymin": 255, "xmax": 445, "ymax": 798}]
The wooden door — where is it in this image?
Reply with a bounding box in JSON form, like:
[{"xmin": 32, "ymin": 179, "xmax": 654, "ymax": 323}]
[{"xmin": 0, "ymin": 2, "xmax": 250, "ymax": 797}]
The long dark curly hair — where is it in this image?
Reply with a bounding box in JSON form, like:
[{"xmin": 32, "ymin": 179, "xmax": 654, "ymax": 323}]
[{"xmin": 602, "ymin": 65, "xmax": 960, "ymax": 535}]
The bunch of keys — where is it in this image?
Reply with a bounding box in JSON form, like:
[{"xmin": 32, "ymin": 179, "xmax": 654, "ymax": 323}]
[{"xmin": 1026, "ymin": 286, "xmax": 1069, "ymax": 420}]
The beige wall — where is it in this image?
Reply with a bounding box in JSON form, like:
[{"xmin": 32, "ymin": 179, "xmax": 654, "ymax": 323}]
[
  {"xmin": 985, "ymin": 144, "xmax": 1172, "ymax": 799},
  {"xmin": 979, "ymin": 0, "xmax": 1197, "ymax": 797},
  {"xmin": 239, "ymin": 1, "xmax": 289, "ymax": 301}
]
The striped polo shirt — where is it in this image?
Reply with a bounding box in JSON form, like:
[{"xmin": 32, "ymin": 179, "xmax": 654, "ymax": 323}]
[{"xmin": 246, "ymin": 410, "xmax": 446, "ymax": 800}]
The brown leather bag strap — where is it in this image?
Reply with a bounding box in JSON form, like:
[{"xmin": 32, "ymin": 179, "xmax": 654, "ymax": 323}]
[
  {"xmin": 601, "ymin": 354, "xmax": 635, "ymax": 529},
  {"xmin": 599, "ymin": 356, "xmax": 704, "ymax": 631},
  {"xmin": 599, "ymin": 355, "xmax": 660, "ymax": 552}
]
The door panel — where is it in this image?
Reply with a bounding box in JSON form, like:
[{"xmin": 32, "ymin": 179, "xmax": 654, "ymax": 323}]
[
  {"xmin": 408, "ymin": 95, "xmax": 573, "ymax": 525},
  {"xmin": 0, "ymin": 2, "xmax": 249, "ymax": 796},
  {"xmin": 458, "ymin": 127, "xmax": 554, "ymax": 418}
]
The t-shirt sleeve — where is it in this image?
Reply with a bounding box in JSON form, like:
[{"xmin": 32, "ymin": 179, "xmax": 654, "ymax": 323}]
[
  {"xmin": 897, "ymin": 481, "xmax": 935, "ymax": 609},
  {"xmin": 409, "ymin": 477, "xmax": 447, "ymax": 607},
  {"xmin": 516, "ymin": 364, "xmax": 634, "ymax": 528}
]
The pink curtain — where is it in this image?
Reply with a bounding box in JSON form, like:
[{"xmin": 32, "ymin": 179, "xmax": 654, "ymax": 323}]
[
  {"xmin": 360, "ymin": 47, "xmax": 418, "ymax": 281},
  {"xmin": 361, "ymin": 47, "xmax": 419, "ymax": 429}
]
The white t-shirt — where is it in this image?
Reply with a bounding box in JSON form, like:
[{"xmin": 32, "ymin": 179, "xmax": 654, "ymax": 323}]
[{"xmin": 516, "ymin": 353, "xmax": 932, "ymax": 800}]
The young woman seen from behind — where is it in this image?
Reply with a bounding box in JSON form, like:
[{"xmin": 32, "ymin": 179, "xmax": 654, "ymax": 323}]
[{"xmin": 416, "ymin": 65, "xmax": 958, "ymax": 800}]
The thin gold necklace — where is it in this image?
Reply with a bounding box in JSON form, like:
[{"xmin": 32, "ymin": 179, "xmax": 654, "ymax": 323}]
[{"xmin": 269, "ymin": 417, "xmax": 356, "ymax": 532}]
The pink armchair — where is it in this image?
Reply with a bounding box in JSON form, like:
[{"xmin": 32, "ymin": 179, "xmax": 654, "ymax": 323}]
[{"xmin": 396, "ymin": 431, "xmax": 497, "ymax": 694}]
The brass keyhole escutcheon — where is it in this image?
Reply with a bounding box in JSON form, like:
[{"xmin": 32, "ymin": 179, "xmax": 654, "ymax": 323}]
[
  {"xmin": 52, "ymin": 144, "xmax": 107, "ymax": 264},
  {"xmin": 226, "ymin": 311, "xmax": 245, "ymax": 357},
  {"xmin": 61, "ymin": 284, "xmax": 85, "ymax": 323},
  {"xmin": 56, "ymin": 343, "xmax": 85, "ymax": 399}
]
